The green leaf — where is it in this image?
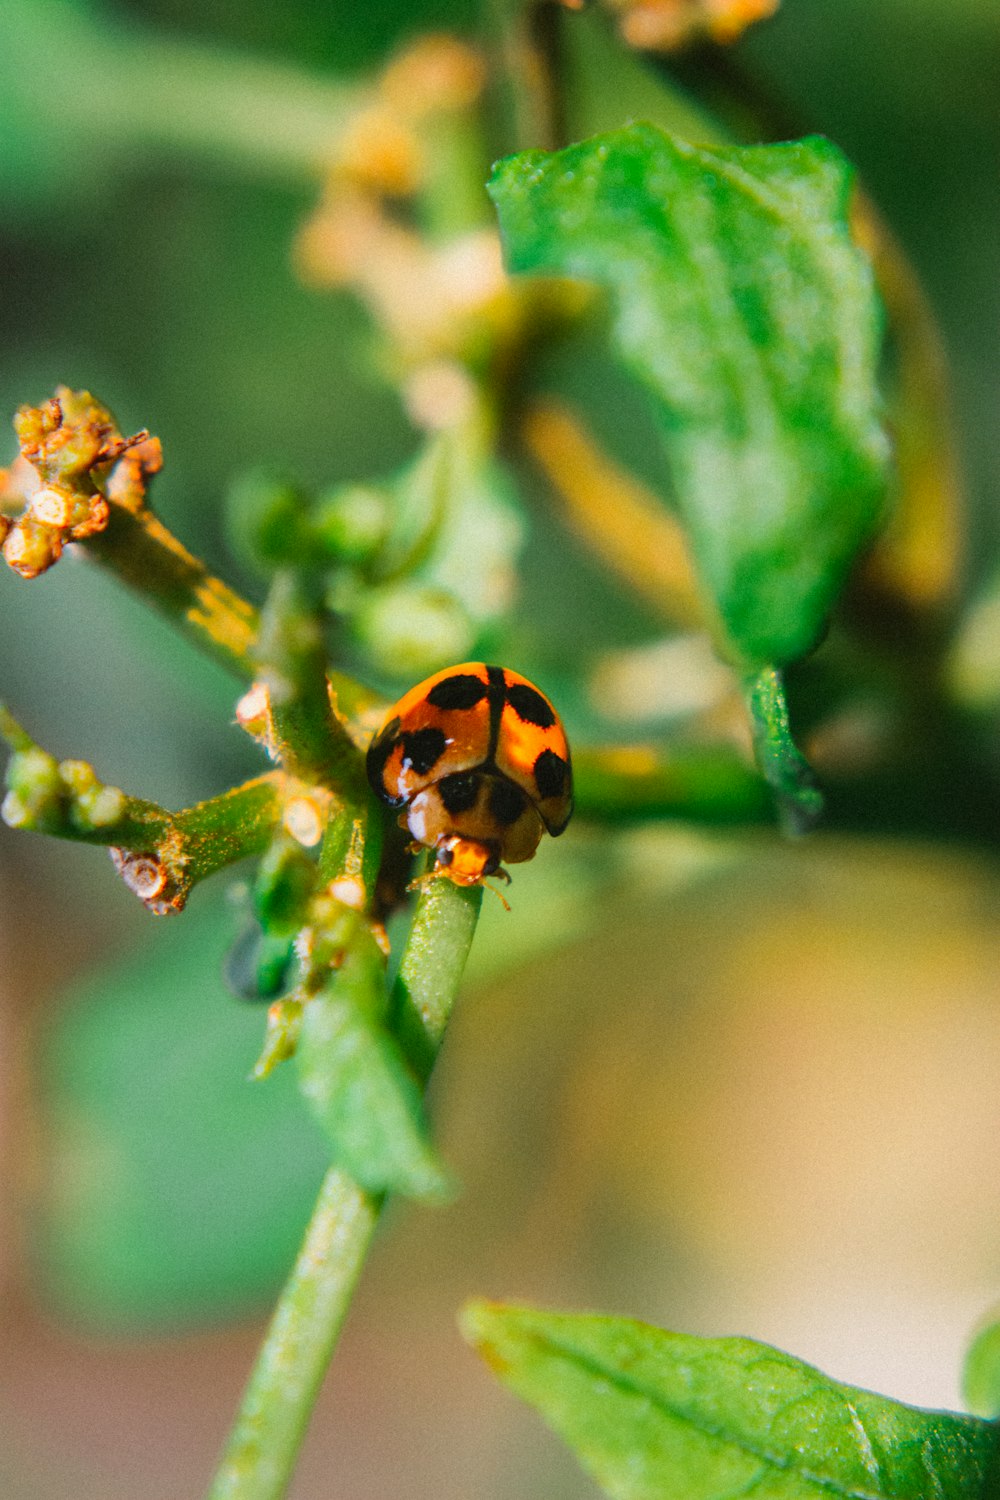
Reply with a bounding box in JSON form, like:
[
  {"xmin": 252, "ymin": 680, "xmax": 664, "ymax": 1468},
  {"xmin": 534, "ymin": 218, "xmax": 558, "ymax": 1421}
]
[
  {"xmin": 964, "ymin": 1314, "xmax": 1000, "ymax": 1420},
  {"xmin": 37, "ymin": 894, "xmax": 330, "ymax": 1331},
  {"xmin": 461, "ymin": 1302, "xmax": 1000, "ymax": 1500},
  {"xmin": 489, "ymin": 124, "xmax": 890, "ymax": 669},
  {"xmin": 296, "ymin": 931, "xmax": 450, "ymax": 1201}
]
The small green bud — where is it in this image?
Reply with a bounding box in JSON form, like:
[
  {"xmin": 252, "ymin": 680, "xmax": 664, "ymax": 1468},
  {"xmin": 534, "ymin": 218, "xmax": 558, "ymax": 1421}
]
[
  {"xmin": 252, "ymin": 996, "xmax": 304, "ymax": 1078},
  {"xmin": 254, "ymin": 838, "xmax": 317, "ymax": 935},
  {"xmin": 75, "ymin": 783, "xmax": 127, "ymax": 829},
  {"xmin": 1, "ymin": 791, "xmax": 30, "ymax": 828},
  {"xmin": 224, "ymin": 917, "xmax": 297, "ymax": 1004},
  {"xmin": 6, "ymin": 747, "xmax": 63, "ymax": 823},
  {"xmin": 352, "ymin": 582, "xmax": 473, "ymax": 678},
  {"xmin": 58, "ymin": 758, "xmax": 98, "ymax": 794},
  {"xmin": 225, "ymin": 470, "xmax": 312, "ymax": 572},
  {"xmin": 312, "ymin": 484, "xmax": 391, "ymax": 565}
]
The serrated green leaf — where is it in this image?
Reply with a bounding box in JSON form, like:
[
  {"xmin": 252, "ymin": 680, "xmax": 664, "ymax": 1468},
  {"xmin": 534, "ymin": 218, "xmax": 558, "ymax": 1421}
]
[
  {"xmin": 296, "ymin": 932, "xmax": 450, "ymax": 1201},
  {"xmin": 461, "ymin": 1302, "xmax": 1000, "ymax": 1500},
  {"xmin": 489, "ymin": 124, "xmax": 890, "ymax": 669}
]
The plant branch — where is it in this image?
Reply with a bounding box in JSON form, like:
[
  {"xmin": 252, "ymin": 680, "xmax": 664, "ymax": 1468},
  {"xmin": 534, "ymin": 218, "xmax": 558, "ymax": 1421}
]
[
  {"xmin": 204, "ymin": 1169, "xmax": 382, "ymax": 1500},
  {"xmin": 254, "ymin": 571, "xmax": 367, "ymax": 793},
  {"xmin": 391, "ymin": 878, "xmax": 485, "ymax": 1082},
  {"xmin": 0, "ymin": 705, "xmax": 285, "ymax": 910},
  {"xmin": 486, "ymin": 0, "xmax": 567, "ymax": 151},
  {"xmin": 744, "ymin": 667, "xmax": 823, "ymax": 836},
  {"xmin": 572, "ymin": 743, "xmax": 771, "ymax": 824},
  {"xmin": 5, "ymin": 1, "xmax": 364, "ymax": 183},
  {"xmin": 206, "ymin": 878, "xmax": 482, "ymax": 1500}
]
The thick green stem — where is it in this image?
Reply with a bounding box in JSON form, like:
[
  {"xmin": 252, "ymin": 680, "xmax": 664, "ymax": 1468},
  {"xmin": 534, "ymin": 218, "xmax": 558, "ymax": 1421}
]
[
  {"xmin": 207, "ymin": 878, "xmax": 482, "ymax": 1499},
  {"xmin": 256, "ymin": 571, "xmax": 367, "ymax": 793},
  {"xmin": 205, "ymin": 1169, "xmax": 381, "ymax": 1500}
]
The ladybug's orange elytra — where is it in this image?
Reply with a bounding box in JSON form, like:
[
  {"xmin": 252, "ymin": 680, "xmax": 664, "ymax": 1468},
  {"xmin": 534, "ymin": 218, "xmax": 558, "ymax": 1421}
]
[{"xmin": 366, "ymin": 662, "xmax": 572, "ymax": 892}]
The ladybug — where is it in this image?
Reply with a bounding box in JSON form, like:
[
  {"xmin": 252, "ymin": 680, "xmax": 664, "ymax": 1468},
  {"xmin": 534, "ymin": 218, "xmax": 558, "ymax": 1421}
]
[{"xmin": 366, "ymin": 662, "xmax": 573, "ymax": 891}]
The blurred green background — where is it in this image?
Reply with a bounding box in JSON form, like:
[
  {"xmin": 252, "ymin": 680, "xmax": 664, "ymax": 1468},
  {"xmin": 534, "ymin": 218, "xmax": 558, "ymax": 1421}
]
[{"xmin": 1, "ymin": 1, "xmax": 999, "ymax": 1496}]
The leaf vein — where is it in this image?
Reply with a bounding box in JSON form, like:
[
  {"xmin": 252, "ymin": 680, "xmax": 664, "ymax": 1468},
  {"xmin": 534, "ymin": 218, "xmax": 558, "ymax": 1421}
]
[{"xmin": 534, "ymin": 1333, "xmax": 892, "ymax": 1500}]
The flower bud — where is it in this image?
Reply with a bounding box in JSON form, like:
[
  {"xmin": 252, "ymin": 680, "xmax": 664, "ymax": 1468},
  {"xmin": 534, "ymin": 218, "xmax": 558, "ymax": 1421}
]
[
  {"xmin": 3, "ymin": 516, "xmax": 62, "ymax": 579},
  {"xmin": 225, "ymin": 470, "xmax": 312, "ymax": 572},
  {"xmin": 352, "ymin": 582, "xmax": 473, "ymax": 678},
  {"xmin": 312, "ymin": 483, "xmax": 391, "ymax": 566}
]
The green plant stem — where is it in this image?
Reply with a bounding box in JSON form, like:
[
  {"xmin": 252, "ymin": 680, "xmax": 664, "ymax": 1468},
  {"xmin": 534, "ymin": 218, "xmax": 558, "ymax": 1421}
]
[
  {"xmin": 206, "ymin": 878, "xmax": 482, "ymax": 1500},
  {"xmin": 256, "ymin": 571, "xmax": 367, "ymax": 793},
  {"xmin": 0, "ymin": 706, "xmax": 285, "ymax": 902},
  {"xmin": 486, "ymin": 0, "xmax": 565, "ymax": 152},
  {"xmin": 572, "ymin": 744, "xmax": 771, "ymax": 824},
  {"xmin": 5, "ymin": 0, "xmax": 364, "ymax": 182},
  {"xmin": 744, "ymin": 666, "xmax": 823, "ymax": 836},
  {"xmin": 318, "ymin": 794, "xmax": 384, "ymax": 912},
  {"xmin": 205, "ymin": 1169, "xmax": 381, "ymax": 1500}
]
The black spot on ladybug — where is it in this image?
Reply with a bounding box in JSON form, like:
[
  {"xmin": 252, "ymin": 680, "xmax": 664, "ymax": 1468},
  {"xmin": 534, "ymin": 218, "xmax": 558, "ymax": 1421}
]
[
  {"xmin": 401, "ymin": 727, "xmax": 447, "ymax": 775},
  {"xmin": 437, "ymin": 771, "xmax": 481, "ymax": 814},
  {"xmin": 427, "ymin": 673, "xmax": 487, "ymax": 711},
  {"xmin": 506, "ymin": 682, "xmax": 556, "ymax": 729},
  {"xmin": 366, "ymin": 718, "xmax": 404, "ymax": 801},
  {"xmin": 533, "ymin": 748, "xmax": 568, "ymax": 800},
  {"xmin": 437, "ymin": 846, "xmax": 454, "ymax": 866},
  {"xmin": 488, "ymin": 777, "xmax": 527, "ymax": 826}
]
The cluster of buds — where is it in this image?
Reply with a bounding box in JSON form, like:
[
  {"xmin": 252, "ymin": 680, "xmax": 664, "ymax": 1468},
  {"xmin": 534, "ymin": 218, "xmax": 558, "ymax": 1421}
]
[
  {"xmin": 0, "ymin": 736, "xmax": 127, "ymax": 838},
  {"xmin": 560, "ymin": 0, "xmax": 778, "ymax": 50},
  {"xmin": 295, "ymin": 36, "xmax": 518, "ymax": 425},
  {"xmin": 0, "ymin": 386, "xmax": 162, "ymax": 579}
]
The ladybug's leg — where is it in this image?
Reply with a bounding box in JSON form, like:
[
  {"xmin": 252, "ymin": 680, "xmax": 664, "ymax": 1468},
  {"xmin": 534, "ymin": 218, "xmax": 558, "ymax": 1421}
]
[{"xmin": 482, "ymin": 879, "xmax": 512, "ymax": 912}]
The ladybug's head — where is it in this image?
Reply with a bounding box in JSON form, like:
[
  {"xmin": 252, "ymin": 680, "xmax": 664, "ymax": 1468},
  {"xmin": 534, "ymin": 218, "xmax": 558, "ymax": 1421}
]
[{"xmin": 434, "ymin": 835, "xmax": 502, "ymax": 887}]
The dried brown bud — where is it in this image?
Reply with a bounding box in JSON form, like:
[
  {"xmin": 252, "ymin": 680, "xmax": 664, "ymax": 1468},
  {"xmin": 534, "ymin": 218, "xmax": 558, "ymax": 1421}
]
[
  {"xmin": 3, "ymin": 388, "xmax": 161, "ymax": 578},
  {"xmin": 602, "ymin": 0, "xmax": 778, "ymax": 50},
  {"xmin": 105, "ymin": 435, "xmax": 163, "ymax": 513},
  {"xmin": 2, "ymin": 516, "xmax": 62, "ymax": 579},
  {"xmin": 109, "ymin": 847, "xmax": 184, "ymax": 915},
  {"xmin": 380, "ymin": 36, "xmax": 487, "ymax": 120}
]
